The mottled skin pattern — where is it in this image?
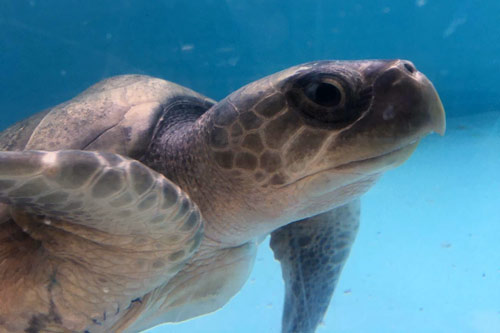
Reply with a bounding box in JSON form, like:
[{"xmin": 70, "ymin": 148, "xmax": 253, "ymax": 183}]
[{"xmin": 0, "ymin": 60, "xmax": 445, "ymax": 332}]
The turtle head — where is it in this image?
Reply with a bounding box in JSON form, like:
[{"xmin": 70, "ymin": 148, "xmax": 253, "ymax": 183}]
[{"xmin": 197, "ymin": 60, "xmax": 445, "ymax": 241}]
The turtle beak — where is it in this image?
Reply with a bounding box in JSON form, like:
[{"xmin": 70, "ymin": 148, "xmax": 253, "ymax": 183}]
[
  {"xmin": 393, "ymin": 59, "xmax": 446, "ymax": 136},
  {"xmin": 421, "ymin": 75, "xmax": 446, "ymax": 136},
  {"xmin": 381, "ymin": 59, "xmax": 446, "ymax": 137}
]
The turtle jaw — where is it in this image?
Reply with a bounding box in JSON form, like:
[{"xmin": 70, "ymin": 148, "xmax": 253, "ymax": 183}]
[
  {"xmin": 284, "ymin": 140, "xmax": 419, "ymax": 200},
  {"xmin": 287, "ymin": 140, "xmax": 420, "ymax": 187},
  {"xmin": 333, "ymin": 139, "xmax": 420, "ymax": 171}
]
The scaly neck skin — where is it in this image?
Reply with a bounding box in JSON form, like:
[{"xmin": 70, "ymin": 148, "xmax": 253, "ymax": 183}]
[{"xmin": 143, "ymin": 111, "xmax": 253, "ymax": 249}]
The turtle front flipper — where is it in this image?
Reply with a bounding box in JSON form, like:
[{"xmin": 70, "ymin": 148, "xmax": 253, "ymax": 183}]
[
  {"xmin": 270, "ymin": 199, "xmax": 360, "ymax": 333},
  {"xmin": 0, "ymin": 150, "xmax": 203, "ymax": 332}
]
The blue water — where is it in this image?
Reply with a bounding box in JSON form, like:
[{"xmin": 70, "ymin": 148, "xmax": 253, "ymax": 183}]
[{"xmin": 1, "ymin": 0, "xmax": 499, "ymax": 332}]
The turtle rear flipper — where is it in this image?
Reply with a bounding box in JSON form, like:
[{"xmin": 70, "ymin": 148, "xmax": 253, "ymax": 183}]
[{"xmin": 0, "ymin": 150, "xmax": 203, "ymax": 332}]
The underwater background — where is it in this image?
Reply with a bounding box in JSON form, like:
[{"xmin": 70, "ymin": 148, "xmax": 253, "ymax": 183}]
[{"xmin": 1, "ymin": 0, "xmax": 499, "ymax": 332}]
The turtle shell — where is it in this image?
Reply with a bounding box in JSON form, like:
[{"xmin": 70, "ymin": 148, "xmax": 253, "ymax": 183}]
[{"xmin": 0, "ymin": 75, "xmax": 214, "ymax": 157}]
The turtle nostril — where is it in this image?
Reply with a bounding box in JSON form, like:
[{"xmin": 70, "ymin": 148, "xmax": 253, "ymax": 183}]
[{"xmin": 403, "ymin": 62, "xmax": 416, "ymax": 74}]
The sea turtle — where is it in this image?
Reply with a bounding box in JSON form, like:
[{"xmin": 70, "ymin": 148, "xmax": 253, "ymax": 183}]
[{"xmin": 0, "ymin": 59, "xmax": 445, "ymax": 333}]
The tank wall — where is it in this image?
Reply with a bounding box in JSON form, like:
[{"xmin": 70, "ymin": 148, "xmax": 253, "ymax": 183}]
[{"xmin": 1, "ymin": 0, "xmax": 498, "ymax": 127}]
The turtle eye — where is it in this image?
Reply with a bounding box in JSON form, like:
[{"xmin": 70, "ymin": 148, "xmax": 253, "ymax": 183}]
[
  {"xmin": 304, "ymin": 80, "xmax": 344, "ymax": 107},
  {"xmin": 285, "ymin": 73, "xmax": 364, "ymax": 127}
]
